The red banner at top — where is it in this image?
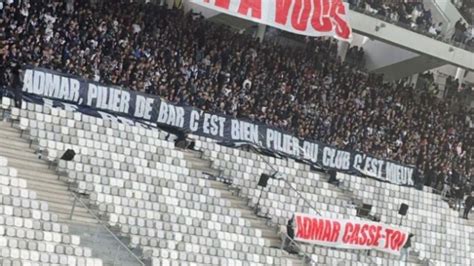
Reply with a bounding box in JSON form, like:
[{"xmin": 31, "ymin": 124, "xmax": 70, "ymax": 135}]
[{"xmin": 192, "ymin": 0, "xmax": 352, "ymax": 41}]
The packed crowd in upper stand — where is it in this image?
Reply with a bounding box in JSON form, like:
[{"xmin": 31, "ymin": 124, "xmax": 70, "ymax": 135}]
[
  {"xmin": 452, "ymin": 0, "xmax": 474, "ymax": 46},
  {"xmin": 0, "ymin": 0, "xmax": 472, "ymax": 200},
  {"xmin": 349, "ymin": 0, "xmax": 474, "ymax": 49},
  {"xmin": 453, "ymin": 0, "xmax": 474, "ymax": 24}
]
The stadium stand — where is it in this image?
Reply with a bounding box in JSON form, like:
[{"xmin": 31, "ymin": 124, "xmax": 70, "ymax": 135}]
[
  {"xmin": 1, "ymin": 101, "xmax": 299, "ymax": 265},
  {"xmin": 452, "ymin": 0, "xmax": 474, "ymax": 24},
  {"xmin": 0, "ymin": 0, "xmax": 471, "ymax": 198},
  {"xmin": 0, "ymin": 94, "xmax": 471, "ymax": 265},
  {"xmin": 349, "ymin": 0, "xmax": 474, "ymax": 49},
  {"xmin": 337, "ymin": 172, "xmax": 473, "ymax": 265},
  {"xmin": 191, "ymin": 134, "xmax": 474, "ymax": 265},
  {"xmin": 0, "ymin": 150, "xmax": 103, "ymax": 265},
  {"xmin": 0, "ymin": 0, "xmax": 473, "ymax": 265}
]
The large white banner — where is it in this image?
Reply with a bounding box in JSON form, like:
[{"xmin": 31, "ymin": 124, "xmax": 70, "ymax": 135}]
[
  {"xmin": 294, "ymin": 213, "xmax": 409, "ymax": 255},
  {"xmin": 190, "ymin": 0, "xmax": 352, "ymax": 41}
]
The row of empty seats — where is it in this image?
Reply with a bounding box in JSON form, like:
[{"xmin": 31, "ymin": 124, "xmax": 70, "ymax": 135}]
[
  {"xmin": 0, "ymin": 149, "xmax": 102, "ymax": 266},
  {"xmin": 192, "ymin": 137, "xmax": 392, "ymax": 265},
  {"xmin": 10, "ymin": 99, "xmax": 301, "ymax": 265},
  {"xmin": 10, "ymin": 96, "xmax": 473, "ymax": 265},
  {"xmin": 338, "ymin": 172, "xmax": 474, "ymax": 265},
  {"xmin": 191, "ymin": 135, "xmax": 474, "ymax": 265}
]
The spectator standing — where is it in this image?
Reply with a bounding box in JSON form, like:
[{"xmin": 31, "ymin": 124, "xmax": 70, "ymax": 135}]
[
  {"xmin": 435, "ymin": 22, "xmax": 443, "ymax": 36},
  {"xmin": 429, "ymin": 24, "xmax": 438, "ymax": 36},
  {"xmin": 463, "ymin": 193, "xmax": 474, "ymax": 219},
  {"xmin": 442, "ymin": 173, "xmax": 451, "ymax": 197},
  {"xmin": 0, "ymin": 0, "xmax": 470, "ymax": 196},
  {"xmin": 400, "ymin": 233, "xmax": 414, "ymax": 266},
  {"xmin": 9, "ymin": 63, "xmax": 21, "ymax": 107},
  {"xmin": 284, "ymin": 215, "xmax": 296, "ymax": 252},
  {"xmin": 66, "ymin": 0, "xmax": 74, "ymax": 14}
]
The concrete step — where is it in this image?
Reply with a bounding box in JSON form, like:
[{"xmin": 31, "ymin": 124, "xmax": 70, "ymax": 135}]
[
  {"xmin": 58, "ymin": 210, "xmax": 99, "ymax": 224},
  {"xmin": 185, "ymin": 156, "xmax": 211, "ymax": 168},
  {"xmin": 18, "ymin": 177, "xmax": 71, "ymax": 194},
  {"xmin": 182, "ymin": 149, "xmax": 223, "ymax": 177},
  {"xmin": 44, "ymin": 200, "xmax": 90, "ymax": 216},
  {"xmin": 202, "ymin": 169, "xmax": 290, "ymax": 251},
  {"xmin": 208, "ymin": 182, "xmax": 275, "ymax": 228},
  {"xmin": 0, "ymin": 131, "xmax": 34, "ymax": 144},
  {"xmin": 0, "ymin": 123, "xmax": 30, "ymax": 136},
  {"xmin": 283, "ymin": 256, "xmax": 305, "ymax": 266},
  {"xmin": 2, "ymin": 156, "xmax": 56, "ymax": 174},
  {"xmin": 0, "ymin": 147, "xmax": 45, "ymax": 163},
  {"xmin": 0, "ymin": 136, "xmax": 39, "ymax": 151},
  {"xmin": 14, "ymin": 169, "xmax": 66, "ymax": 186},
  {"xmin": 0, "ymin": 121, "xmax": 115, "ymax": 263},
  {"xmin": 193, "ymin": 165, "xmax": 221, "ymax": 177},
  {"xmin": 208, "ymin": 180, "xmax": 228, "ymax": 190},
  {"xmin": 0, "ymin": 126, "xmax": 25, "ymax": 137},
  {"xmin": 55, "ymin": 211, "xmax": 98, "ymax": 225},
  {"xmin": 0, "ymin": 121, "xmax": 21, "ymax": 132},
  {"xmin": 0, "ymin": 131, "xmax": 32, "ymax": 143},
  {"xmin": 67, "ymin": 222, "xmax": 143, "ymax": 266},
  {"xmin": 0, "ymin": 135, "xmax": 34, "ymax": 151},
  {"xmin": 27, "ymin": 185, "xmax": 73, "ymax": 201},
  {"xmin": 180, "ymin": 149, "xmax": 203, "ymax": 159}
]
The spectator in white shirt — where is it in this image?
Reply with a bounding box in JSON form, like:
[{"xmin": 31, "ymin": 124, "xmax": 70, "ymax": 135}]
[{"xmin": 429, "ymin": 24, "xmax": 438, "ymax": 36}]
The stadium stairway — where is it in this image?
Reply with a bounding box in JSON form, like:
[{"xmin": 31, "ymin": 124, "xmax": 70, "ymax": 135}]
[
  {"xmin": 0, "ymin": 120, "xmax": 141, "ymax": 266},
  {"xmin": 310, "ymin": 169, "xmax": 362, "ymax": 210},
  {"xmin": 181, "ymin": 149, "xmax": 306, "ymax": 266},
  {"xmin": 188, "ymin": 142, "xmax": 427, "ymax": 265},
  {"xmin": 284, "ymin": 168, "xmax": 423, "ymax": 265}
]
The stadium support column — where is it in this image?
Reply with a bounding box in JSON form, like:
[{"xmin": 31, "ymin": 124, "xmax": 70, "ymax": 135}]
[
  {"xmin": 409, "ymin": 74, "xmax": 419, "ymax": 88},
  {"xmin": 455, "ymin": 67, "xmax": 466, "ymax": 85},
  {"xmin": 434, "ymin": 72, "xmax": 448, "ymax": 98},
  {"xmin": 337, "ymin": 40, "xmax": 349, "ymax": 63},
  {"xmin": 256, "ymin": 24, "xmax": 266, "ymax": 43}
]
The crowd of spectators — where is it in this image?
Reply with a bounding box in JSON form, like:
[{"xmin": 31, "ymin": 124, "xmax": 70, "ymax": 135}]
[
  {"xmin": 451, "ymin": 18, "xmax": 474, "ymax": 47},
  {"xmin": 345, "ymin": 46, "xmax": 366, "ymax": 70},
  {"xmin": 452, "ymin": 0, "xmax": 473, "ymax": 24},
  {"xmin": 444, "ymin": 75, "xmax": 472, "ymax": 102},
  {"xmin": 349, "ymin": 0, "xmax": 474, "ymax": 49},
  {"xmin": 350, "ymin": 0, "xmax": 438, "ymax": 32},
  {"xmin": 0, "ymin": 0, "xmax": 472, "ymax": 198}
]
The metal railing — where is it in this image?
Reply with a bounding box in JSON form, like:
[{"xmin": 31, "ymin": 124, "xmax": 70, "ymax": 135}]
[
  {"xmin": 338, "ymin": 180, "xmax": 438, "ymax": 265},
  {"xmin": 223, "ymin": 145, "xmax": 439, "ymax": 266},
  {"xmin": 349, "ymin": 5, "xmax": 474, "ymax": 52},
  {"xmin": 278, "ymin": 230, "xmax": 318, "ymax": 265},
  {"xmin": 67, "ymin": 189, "xmax": 145, "ymax": 266},
  {"xmin": 249, "ymin": 145, "xmax": 323, "ymax": 216},
  {"xmin": 3, "ymin": 107, "xmax": 145, "ymax": 266}
]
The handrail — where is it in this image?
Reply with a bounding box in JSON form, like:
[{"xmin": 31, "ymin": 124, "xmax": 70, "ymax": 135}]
[
  {"xmin": 195, "ymin": 141, "xmax": 317, "ymax": 265},
  {"xmin": 339, "ymin": 178, "xmax": 436, "ymax": 265},
  {"xmin": 249, "ymin": 145, "xmax": 322, "ymax": 216},
  {"xmin": 265, "ymin": 217, "xmax": 318, "ymax": 265},
  {"xmin": 282, "ymin": 232, "xmax": 317, "ymax": 265},
  {"xmin": 201, "ymin": 143, "xmax": 436, "ymax": 265},
  {"xmin": 46, "ymin": 157, "xmax": 145, "ymax": 265},
  {"xmin": 350, "ymin": 6, "xmax": 474, "ymax": 52},
  {"xmin": 240, "ymin": 146, "xmax": 432, "ymax": 265},
  {"xmin": 11, "ymin": 114, "xmax": 146, "ymax": 266},
  {"xmin": 68, "ymin": 191, "xmax": 145, "ymax": 266}
]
